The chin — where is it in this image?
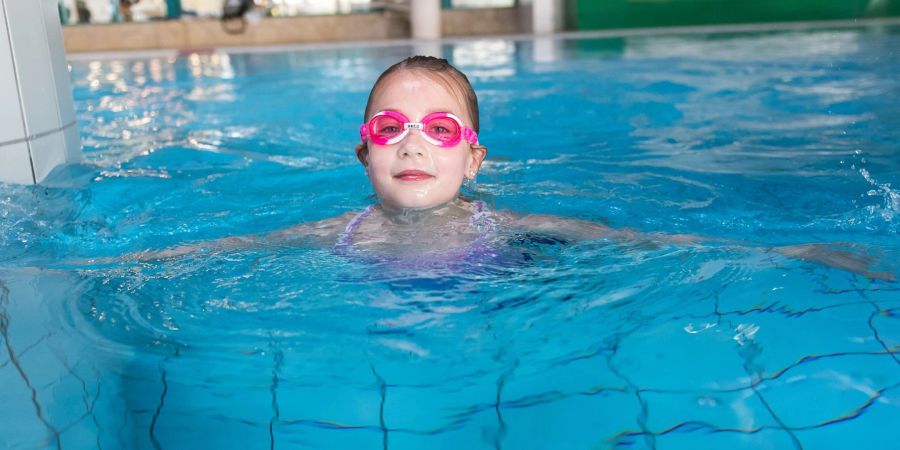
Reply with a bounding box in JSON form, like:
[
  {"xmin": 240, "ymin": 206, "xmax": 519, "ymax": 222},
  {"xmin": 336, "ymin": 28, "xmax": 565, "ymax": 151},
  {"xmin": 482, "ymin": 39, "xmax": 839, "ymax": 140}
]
[{"xmin": 383, "ymin": 194, "xmax": 451, "ymax": 210}]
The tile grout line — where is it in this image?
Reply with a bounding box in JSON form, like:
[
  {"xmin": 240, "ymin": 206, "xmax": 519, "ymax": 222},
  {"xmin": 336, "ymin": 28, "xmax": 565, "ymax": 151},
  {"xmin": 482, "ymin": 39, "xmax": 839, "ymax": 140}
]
[
  {"xmin": 0, "ymin": 279, "xmax": 63, "ymax": 449},
  {"xmin": 36, "ymin": 0, "xmax": 67, "ymax": 150},
  {"xmin": 0, "ymin": 119, "xmax": 77, "ymax": 148}
]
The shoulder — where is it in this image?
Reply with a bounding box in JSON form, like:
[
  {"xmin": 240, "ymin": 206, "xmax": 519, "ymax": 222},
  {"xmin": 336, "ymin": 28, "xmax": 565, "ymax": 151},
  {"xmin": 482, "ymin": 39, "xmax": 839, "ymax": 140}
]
[
  {"xmin": 307, "ymin": 212, "xmax": 359, "ymax": 235},
  {"xmin": 267, "ymin": 211, "xmax": 359, "ymax": 241},
  {"xmin": 494, "ymin": 210, "xmax": 616, "ymax": 240},
  {"xmin": 483, "ymin": 209, "xmax": 519, "ymax": 226}
]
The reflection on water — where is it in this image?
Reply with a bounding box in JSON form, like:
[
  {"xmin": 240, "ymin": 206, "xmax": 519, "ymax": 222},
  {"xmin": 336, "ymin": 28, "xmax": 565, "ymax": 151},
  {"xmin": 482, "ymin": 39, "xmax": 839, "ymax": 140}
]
[{"xmin": 623, "ymin": 30, "xmax": 864, "ymax": 60}]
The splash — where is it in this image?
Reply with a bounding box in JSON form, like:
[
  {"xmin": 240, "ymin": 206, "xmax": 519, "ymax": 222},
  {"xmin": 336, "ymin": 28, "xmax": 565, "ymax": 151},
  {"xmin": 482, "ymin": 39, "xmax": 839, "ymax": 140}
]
[
  {"xmin": 858, "ymin": 166, "xmax": 899, "ymax": 223},
  {"xmin": 838, "ymin": 150, "xmax": 900, "ymax": 232}
]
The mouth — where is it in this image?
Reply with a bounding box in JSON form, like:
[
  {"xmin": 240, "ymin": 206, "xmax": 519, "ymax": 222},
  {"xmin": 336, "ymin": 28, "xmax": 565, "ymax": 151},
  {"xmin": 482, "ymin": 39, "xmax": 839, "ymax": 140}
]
[{"xmin": 394, "ymin": 169, "xmax": 434, "ymax": 181}]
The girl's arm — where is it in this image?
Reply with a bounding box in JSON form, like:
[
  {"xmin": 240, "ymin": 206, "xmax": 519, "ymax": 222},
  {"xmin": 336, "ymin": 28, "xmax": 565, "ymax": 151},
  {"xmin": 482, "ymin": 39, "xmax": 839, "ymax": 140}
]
[
  {"xmin": 508, "ymin": 213, "xmax": 702, "ymax": 245},
  {"xmin": 115, "ymin": 212, "xmax": 355, "ymax": 263},
  {"xmin": 507, "ymin": 213, "xmax": 895, "ymax": 281},
  {"xmin": 774, "ymin": 243, "xmax": 894, "ymax": 281}
]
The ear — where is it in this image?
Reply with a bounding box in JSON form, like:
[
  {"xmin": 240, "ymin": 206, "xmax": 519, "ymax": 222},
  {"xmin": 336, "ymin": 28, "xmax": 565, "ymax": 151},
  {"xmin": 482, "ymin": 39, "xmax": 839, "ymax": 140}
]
[
  {"xmin": 355, "ymin": 143, "xmax": 369, "ymax": 167},
  {"xmin": 465, "ymin": 144, "xmax": 487, "ymax": 179}
]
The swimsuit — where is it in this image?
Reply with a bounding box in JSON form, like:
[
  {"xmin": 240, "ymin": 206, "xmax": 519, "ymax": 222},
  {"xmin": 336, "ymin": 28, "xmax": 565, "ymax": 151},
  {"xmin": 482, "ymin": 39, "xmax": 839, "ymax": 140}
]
[
  {"xmin": 333, "ymin": 203, "xmax": 575, "ymax": 293},
  {"xmin": 334, "ymin": 201, "xmax": 498, "ymax": 268}
]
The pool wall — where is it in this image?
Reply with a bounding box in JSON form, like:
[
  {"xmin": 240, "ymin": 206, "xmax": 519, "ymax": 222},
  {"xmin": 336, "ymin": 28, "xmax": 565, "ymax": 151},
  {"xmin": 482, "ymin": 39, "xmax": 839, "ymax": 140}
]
[{"xmin": 0, "ymin": 0, "xmax": 80, "ymax": 185}]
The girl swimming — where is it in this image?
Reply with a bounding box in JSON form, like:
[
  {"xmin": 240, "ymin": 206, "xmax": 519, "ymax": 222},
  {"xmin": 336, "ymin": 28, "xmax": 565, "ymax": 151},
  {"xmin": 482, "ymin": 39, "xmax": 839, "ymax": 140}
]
[
  {"xmin": 136, "ymin": 56, "xmax": 640, "ymax": 260},
  {"xmin": 126, "ymin": 56, "xmax": 892, "ymax": 281}
]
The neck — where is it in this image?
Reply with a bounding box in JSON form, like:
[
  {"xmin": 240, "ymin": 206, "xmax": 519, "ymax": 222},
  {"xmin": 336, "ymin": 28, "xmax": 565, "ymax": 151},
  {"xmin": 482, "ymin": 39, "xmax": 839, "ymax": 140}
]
[{"xmin": 379, "ymin": 198, "xmax": 468, "ymax": 225}]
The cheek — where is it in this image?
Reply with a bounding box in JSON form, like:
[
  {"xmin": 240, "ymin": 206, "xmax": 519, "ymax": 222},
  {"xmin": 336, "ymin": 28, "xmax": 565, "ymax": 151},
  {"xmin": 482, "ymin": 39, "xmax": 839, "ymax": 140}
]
[
  {"xmin": 366, "ymin": 149, "xmax": 393, "ymax": 173},
  {"xmin": 435, "ymin": 148, "xmax": 470, "ymax": 174}
]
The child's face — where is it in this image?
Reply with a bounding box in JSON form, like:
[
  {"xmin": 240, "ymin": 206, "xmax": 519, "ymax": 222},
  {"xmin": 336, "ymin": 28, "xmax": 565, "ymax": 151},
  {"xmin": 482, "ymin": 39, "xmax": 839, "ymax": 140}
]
[{"xmin": 358, "ymin": 70, "xmax": 485, "ymax": 210}]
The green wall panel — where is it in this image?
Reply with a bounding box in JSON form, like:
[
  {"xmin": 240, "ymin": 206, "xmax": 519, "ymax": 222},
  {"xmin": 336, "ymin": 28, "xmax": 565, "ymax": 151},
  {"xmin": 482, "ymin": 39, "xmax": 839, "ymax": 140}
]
[{"xmin": 570, "ymin": 0, "xmax": 900, "ymax": 30}]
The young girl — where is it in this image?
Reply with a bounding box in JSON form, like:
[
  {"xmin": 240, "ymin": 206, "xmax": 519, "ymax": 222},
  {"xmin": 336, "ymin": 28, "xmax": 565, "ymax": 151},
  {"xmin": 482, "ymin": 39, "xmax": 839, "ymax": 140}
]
[{"xmin": 132, "ymin": 56, "xmax": 892, "ymax": 280}]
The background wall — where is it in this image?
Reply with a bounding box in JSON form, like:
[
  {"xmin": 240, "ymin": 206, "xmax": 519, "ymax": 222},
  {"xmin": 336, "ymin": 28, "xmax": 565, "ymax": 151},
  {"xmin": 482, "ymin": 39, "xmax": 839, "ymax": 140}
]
[
  {"xmin": 568, "ymin": 0, "xmax": 900, "ymax": 30},
  {"xmin": 62, "ymin": 14, "xmax": 407, "ymax": 52},
  {"xmin": 61, "ymin": 7, "xmax": 522, "ymax": 53}
]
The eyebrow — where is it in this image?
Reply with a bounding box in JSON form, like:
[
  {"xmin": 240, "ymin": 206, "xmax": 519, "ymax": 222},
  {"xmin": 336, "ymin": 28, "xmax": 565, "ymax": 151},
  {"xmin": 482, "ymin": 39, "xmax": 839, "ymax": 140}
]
[{"xmin": 375, "ymin": 107, "xmax": 460, "ymax": 118}]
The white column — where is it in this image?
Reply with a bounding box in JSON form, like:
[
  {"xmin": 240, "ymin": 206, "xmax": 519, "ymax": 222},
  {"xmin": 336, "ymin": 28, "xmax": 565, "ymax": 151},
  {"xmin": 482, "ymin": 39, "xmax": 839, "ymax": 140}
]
[
  {"xmin": 410, "ymin": 0, "xmax": 441, "ymax": 40},
  {"xmin": 413, "ymin": 40, "xmax": 442, "ymax": 58},
  {"xmin": 533, "ymin": 0, "xmax": 562, "ymax": 35},
  {"xmin": 533, "ymin": 36, "xmax": 561, "ymax": 63},
  {"xmin": 0, "ymin": 0, "xmax": 80, "ymax": 185}
]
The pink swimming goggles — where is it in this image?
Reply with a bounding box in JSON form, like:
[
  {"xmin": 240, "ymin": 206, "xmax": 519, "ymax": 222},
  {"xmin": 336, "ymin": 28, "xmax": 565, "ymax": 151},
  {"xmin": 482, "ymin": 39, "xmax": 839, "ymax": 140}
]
[{"xmin": 360, "ymin": 110, "xmax": 478, "ymax": 148}]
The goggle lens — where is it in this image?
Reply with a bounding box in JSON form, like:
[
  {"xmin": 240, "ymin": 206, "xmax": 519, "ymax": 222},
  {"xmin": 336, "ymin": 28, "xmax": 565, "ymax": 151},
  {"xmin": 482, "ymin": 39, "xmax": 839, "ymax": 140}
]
[
  {"xmin": 370, "ymin": 115, "xmax": 405, "ymax": 141},
  {"xmin": 423, "ymin": 117, "xmax": 461, "ymax": 144}
]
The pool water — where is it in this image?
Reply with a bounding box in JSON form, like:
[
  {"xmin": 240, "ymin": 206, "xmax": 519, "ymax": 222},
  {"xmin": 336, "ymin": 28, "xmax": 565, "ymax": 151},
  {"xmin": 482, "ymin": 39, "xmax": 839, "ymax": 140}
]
[{"xmin": 1, "ymin": 24, "xmax": 899, "ymax": 449}]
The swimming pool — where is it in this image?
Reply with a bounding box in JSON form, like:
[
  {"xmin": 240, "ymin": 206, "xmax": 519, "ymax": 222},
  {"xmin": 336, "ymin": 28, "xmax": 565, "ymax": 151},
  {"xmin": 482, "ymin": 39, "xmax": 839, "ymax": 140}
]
[{"xmin": 1, "ymin": 22, "xmax": 899, "ymax": 449}]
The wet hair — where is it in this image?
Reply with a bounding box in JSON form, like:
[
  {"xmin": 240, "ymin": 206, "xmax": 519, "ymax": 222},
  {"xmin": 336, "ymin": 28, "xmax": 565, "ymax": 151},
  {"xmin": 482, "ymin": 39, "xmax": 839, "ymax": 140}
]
[{"xmin": 363, "ymin": 56, "xmax": 480, "ymax": 133}]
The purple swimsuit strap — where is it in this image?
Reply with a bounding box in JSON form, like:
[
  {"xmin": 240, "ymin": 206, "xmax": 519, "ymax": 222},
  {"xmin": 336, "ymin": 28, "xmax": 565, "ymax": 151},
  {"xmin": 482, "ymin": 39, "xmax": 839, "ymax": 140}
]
[
  {"xmin": 469, "ymin": 200, "xmax": 495, "ymax": 233},
  {"xmin": 335, "ymin": 205, "xmax": 374, "ymax": 249}
]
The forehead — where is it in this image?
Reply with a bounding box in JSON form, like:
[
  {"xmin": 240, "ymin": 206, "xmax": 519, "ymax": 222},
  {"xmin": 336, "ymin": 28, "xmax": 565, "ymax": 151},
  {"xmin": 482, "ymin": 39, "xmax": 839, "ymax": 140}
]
[{"xmin": 369, "ymin": 70, "xmax": 470, "ymax": 120}]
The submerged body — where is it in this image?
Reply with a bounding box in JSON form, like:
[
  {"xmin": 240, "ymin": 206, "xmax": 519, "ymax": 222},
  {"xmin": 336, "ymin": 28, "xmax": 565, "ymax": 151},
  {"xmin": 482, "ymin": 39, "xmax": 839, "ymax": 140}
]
[{"xmin": 335, "ymin": 200, "xmax": 497, "ymax": 262}]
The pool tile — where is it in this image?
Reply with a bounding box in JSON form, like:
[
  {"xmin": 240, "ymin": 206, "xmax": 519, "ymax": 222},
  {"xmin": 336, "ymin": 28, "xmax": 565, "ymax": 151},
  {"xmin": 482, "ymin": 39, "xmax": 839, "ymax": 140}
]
[
  {"xmin": 501, "ymin": 353, "xmax": 627, "ymax": 410},
  {"xmin": 654, "ymin": 427, "xmax": 803, "ymax": 450},
  {"xmin": 502, "ymin": 389, "xmax": 646, "ymax": 449},
  {"xmin": 386, "ymin": 409, "xmax": 501, "ymax": 450},
  {"xmin": 29, "ymin": 131, "xmax": 67, "ymax": 183},
  {"xmin": 714, "ymin": 265, "xmax": 865, "ymax": 317},
  {"xmin": 134, "ymin": 362, "xmax": 272, "ymax": 449},
  {"xmin": 0, "ymin": 141, "xmax": 34, "ymax": 184},
  {"xmin": 382, "ymin": 379, "xmax": 498, "ymax": 432},
  {"xmin": 727, "ymin": 301, "xmax": 884, "ymax": 377},
  {"xmin": 3, "ymin": 0, "xmax": 61, "ymax": 136},
  {"xmin": 152, "ymin": 411, "xmax": 271, "ymax": 450},
  {"xmin": 0, "ymin": 14, "xmax": 26, "ymax": 145},
  {"xmin": 753, "ymin": 353, "xmax": 899, "ymax": 429},
  {"xmin": 40, "ymin": 0, "xmax": 76, "ymax": 128},
  {"xmin": 868, "ymin": 306, "xmax": 899, "ymax": 350},
  {"xmin": 792, "ymin": 384, "xmax": 900, "ymax": 450},
  {"xmin": 277, "ymin": 382, "xmax": 382, "ymax": 428},
  {"xmin": 608, "ymin": 319, "xmax": 749, "ymax": 391},
  {"xmin": 0, "ymin": 360, "xmax": 52, "ymax": 448},
  {"xmin": 63, "ymin": 122, "xmax": 81, "ymax": 162},
  {"xmin": 276, "ymin": 423, "xmax": 383, "ymax": 450},
  {"xmin": 855, "ymin": 284, "xmax": 900, "ymax": 304},
  {"xmin": 641, "ymin": 389, "xmax": 778, "ymax": 435}
]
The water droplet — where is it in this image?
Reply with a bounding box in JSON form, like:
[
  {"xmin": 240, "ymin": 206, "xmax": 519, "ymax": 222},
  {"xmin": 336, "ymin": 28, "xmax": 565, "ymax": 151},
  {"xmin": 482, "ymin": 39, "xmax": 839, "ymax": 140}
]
[
  {"xmin": 684, "ymin": 322, "xmax": 717, "ymax": 334},
  {"xmin": 733, "ymin": 323, "xmax": 760, "ymax": 346}
]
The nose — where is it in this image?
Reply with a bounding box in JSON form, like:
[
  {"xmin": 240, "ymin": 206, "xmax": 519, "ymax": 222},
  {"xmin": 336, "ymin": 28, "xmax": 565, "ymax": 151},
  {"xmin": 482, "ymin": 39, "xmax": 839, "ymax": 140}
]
[{"xmin": 397, "ymin": 130, "xmax": 428, "ymax": 158}]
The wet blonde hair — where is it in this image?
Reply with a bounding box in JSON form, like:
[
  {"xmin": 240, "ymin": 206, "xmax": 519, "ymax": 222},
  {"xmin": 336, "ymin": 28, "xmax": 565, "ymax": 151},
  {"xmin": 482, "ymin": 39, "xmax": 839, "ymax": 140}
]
[{"xmin": 363, "ymin": 56, "xmax": 480, "ymax": 133}]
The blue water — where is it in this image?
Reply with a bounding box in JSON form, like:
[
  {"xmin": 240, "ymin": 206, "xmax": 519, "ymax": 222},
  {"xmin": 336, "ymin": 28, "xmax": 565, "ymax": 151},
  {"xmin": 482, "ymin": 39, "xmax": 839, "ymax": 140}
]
[{"xmin": 1, "ymin": 25, "xmax": 899, "ymax": 449}]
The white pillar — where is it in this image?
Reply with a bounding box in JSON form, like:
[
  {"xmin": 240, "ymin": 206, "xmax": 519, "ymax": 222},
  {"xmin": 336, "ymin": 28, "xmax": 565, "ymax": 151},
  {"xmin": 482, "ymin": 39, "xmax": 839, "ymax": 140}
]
[
  {"xmin": 533, "ymin": 0, "xmax": 563, "ymax": 35},
  {"xmin": 410, "ymin": 0, "xmax": 441, "ymax": 40},
  {"xmin": 533, "ymin": 36, "xmax": 561, "ymax": 63},
  {"xmin": 0, "ymin": 0, "xmax": 80, "ymax": 185},
  {"xmin": 413, "ymin": 40, "xmax": 442, "ymax": 58}
]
